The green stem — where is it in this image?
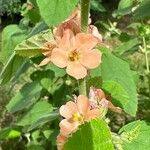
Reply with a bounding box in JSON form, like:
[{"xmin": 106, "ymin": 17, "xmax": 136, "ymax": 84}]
[
  {"xmin": 79, "ymin": 0, "xmax": 91, "ymax": 95},
  {"xmin": 143, "ymin": 37, "xmax": 150, "ymax": 97},
  {"xmin": 81, "ymin": 0, "xmax": 90, "ymax": 33}
]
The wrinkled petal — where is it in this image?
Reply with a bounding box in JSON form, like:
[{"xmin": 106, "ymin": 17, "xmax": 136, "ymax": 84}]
[
  {"xmin": 80, "ymin": 49, "xmax": 102, "ymax": 69},
  {"xmin": 59, "ymin": 101, "xmax": 78, "ymax": 119},
  {"xmin": 51, "ymin": 48, "xmax": 68, "ymax": 68},
  {"xmin": 89, "ymin": 25, "xmax": 102, "ymax": 43},
  {"xmin": 66, "ymin": 62, "xmax": 87, "ymax": 79},
  {"xmin": 39, "ymin": 57, "xmax": 51, "ymax": 66},
  {"xmin": 108, "ymin": 101, "xmax": 122, "ymax": 113},
  {"xmin": 57, "ymin": 134, "xmax": 67, "ymax": 144},
  {"xmin": 77, "ymin": 95, "xmax": 89, "ymax": 115},
  {"xmin": 76, "ymin": 33, "xmax": 98, "ymax": 51},
  {"xmin": 59, "ymin": 119, "xmax": 79, "ymax": 136},
  {"xmin": 97, "ymin": 89, "xmax": 106, "ymax": 100}
]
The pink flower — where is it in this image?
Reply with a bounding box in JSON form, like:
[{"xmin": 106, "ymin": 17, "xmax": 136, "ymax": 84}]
[
  {"xmin": 59, "ymin": 95, "xmax": 100, "ymax": 136},
  {"xmin": 51, "ymin": 29, "xmax": 102, "ymax": 79}
]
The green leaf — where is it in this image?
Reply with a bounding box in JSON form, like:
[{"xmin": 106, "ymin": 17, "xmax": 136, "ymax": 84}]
[
  {"xmin": 46, "ymin": 64, "xmax": 66, "ymax": 78},
  {"xmin": 15, "ymin": 30, "xmax": 54, "ymax": 57},
  {"xmin": 6, "ymin": 81, "xmax": 42, "ymax": 113},
  {"xmin": 118, "ymin": 0, "xmax": 133, "ymax": 10},
  {"xmin": 0, "ymin": 128, "xmax": 21, "ymax": 140},
  {"xmin": 28, "ymin": 111, "xmax": 59, "ymax": 131},
  {"xmin": 36, "ymin": 0, "xmax": 79, "ymax": 26},
  {"xmin": 0, "ymin": 25, "xmax": 27, "ymax": 64},
  {"xmin": 27, "ymin": 145, "xmax": 45, "ymax": 150},
  {"xmin": 17, "ymin": 101, "xmax": 53, "ymax": 126},
  {"xmin": 64, "ymin": 119, "xmax": 114, "ymax": 150},
  {"xmin": 101, "ymin": 54, "xmax": 138, "ymax": 116},
  {"xmin": 102, "ymin": 80, "xmax": 129, "ymax": 107},
  {"xmin": 0, "ymin": 53, "xmax": 24, "ymax": 85},
  {"xmin": 115, "ymin": 38, "xmax": 139, "ymax": 55},
  {"xmin": 27, "ymin": 0, "xmax": 41, "ymax": 24},
  {"xmin": 91, "ymin": 0, "xmax": 106, "ymax": 12},
  {"xmin": 119, "ymin": 120, "xmax": 150, "ymax": 150},
  {"xmin": 133, "ymin": 0, "xmax": 150, "ymax": 20}
]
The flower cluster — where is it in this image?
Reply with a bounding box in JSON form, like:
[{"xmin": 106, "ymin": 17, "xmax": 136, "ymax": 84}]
[
  {"xmin": 40, "ymin": 9, "xmax": 102, "ymax": 79},
  {"xmin": 56, "ymin": 87, "xmax": 121, "ymax": 150}
]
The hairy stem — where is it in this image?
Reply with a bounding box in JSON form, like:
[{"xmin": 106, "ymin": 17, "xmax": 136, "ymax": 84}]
[{"xmin": 79, "ymin": 0, "xmax": 91, "ymax": 95}]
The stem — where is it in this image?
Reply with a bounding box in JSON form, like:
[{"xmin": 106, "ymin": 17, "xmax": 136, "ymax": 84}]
[
  {"xmin": 79, "ymin": 78, "xmax": 87, "ymax": 95},
  {"xmin": 79, "ymin": 0, "xmax": 91, "ymax": 95},
  {"xmin": 81, "ymin": 0, "xmax": 90, "ymax": 32},
  {"xmin": 143, "ymin": 37, "xmax": 150, "ymax": 97}
]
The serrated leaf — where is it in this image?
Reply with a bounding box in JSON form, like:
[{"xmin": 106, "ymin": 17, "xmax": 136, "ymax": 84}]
[
  {"xmin": 64, "ymin": 119, "xmax": 114, "ymax": 150},
  {"xmin": 36, "ymin": 0, "xmax": 79, "ymax": 26},
  {"xmin": 17, "ymin": 101, "xmax": 53, "ymax": 126},
  {"xmin": 119, "ymin": 120, "xmax": 150, "ymax": 150},
  {"xmin": 6, "ymin": 81, "xmax": 42, "ymax": 113},
  {"xmin": 15, "ymin": 30, "xmax": 54, "ymax": 57},
  {"xmin": 0, "ymin": 128, "xmax": 21, "ymax": 140},
  {"xmin": 101, "ymin": 54, "xmax": 138, "ymax": 116},
  {"xmin": 102, "ymin": 80, "xmax": 129, "ymax": 108}
]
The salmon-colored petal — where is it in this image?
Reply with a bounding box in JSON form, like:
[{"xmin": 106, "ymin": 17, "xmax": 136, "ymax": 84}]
[
  {"xmin": 57, "ymin": 134, "xmax": 67, "ymax": 144},
  {"xmin": 39, "ymin": 57, "xmax": 51, "ymax": 66},
  {"xmin": 59, "ymin": 119, "xmax": 78, "ymax": 136},
  {"xmin": 76, "ymin": 33, "xmax": 98, "ymax": 51},
  {"xmin": 77, "ymin": 95, "xmax": 89, "ymax": 115},
  {"xmin": 58, "ymin": 29, "xmax": 74, "ymax": 51},
  {"xmin": 59, "ymin": 101, "xmax": 78, "ymax": 119},
  {"xmin": 51, "ymin": 48, "xmax": 67, "ymax": 68},
  {"xmin": 66, "ymin": 62, "xmax": 87, "ymax": 79},
  {"xmin": 80, "ymin": 49, "xmax": 102, "ymax": 69},
  {"xmin": 85, "ymin": 109, "xmax": 100, "ymax": 121}
]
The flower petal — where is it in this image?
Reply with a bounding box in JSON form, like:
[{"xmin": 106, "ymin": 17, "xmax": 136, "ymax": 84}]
[
  {"xmin": 76, "ymin": 33, "xmax": 98, "ymax": 51},
  {"xmin": 58, "ymin": 29, "xmax": 74, "ymax": 51},
  {"xmin": 66, "ymin": 62, "xmax": 87, "ymax": 79},
  {"xmin": 51, "ymin": 48, "xmax": 67, "ymax": 68},
  {"xmin": 59, "ymin": 119, "xmax": 78, "ymax": 136},
  {"xmin": 77, "ymin": 95, "xmax": 89, "ymax": 115},
  {"xmin": 85, "ymin": 109, "xmax": 100, "ymax": 121},
  {"xmin": 39, "ymin": 57, "xmax": 51, "ymax": 66},
  {"xmin": 59, "ymin": 101, "xmax": 78, "ymax": 119},
  {"xmin": 80, "ymin": 49, "xmax": 102, "ymax": 69}
]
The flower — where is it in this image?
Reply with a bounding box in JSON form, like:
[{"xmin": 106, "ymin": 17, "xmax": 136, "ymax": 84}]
[
  {"xmin": 57, "ymin": 134, "xmax": 67, "ymax": 150},
  {"xmin": 51, "ymin": 29, "xmax": 102, "ymax": 79},
  {"xmin": 89, "ymin": 87, "xmax": 122, "ymax": 113},
  {"xmin": 39, "ymin": 42, "xmax": 56, "ymax": 66},
  {"xmin": 59, "ymin": 95, "xmax": 100, "ymax": 137}
]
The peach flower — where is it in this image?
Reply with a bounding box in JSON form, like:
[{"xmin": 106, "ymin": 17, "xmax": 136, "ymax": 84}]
[
  {"xmin": 57, "ymin": 134, "xmax": 67, "ymax": 150},
  {"xmin": 89, "ymin": 87, "xmax": 122, "ymax": 113},
  {"xmin": 59, "ymin": 95, "xmax": 100, "ymax": 137},
  {"xmin": 51, "ymin": 29, "xmax": 102, "ymax": 79},
  {"xmin": 39, "ymin": 42, "xmax": 56, "ymax": 66}
]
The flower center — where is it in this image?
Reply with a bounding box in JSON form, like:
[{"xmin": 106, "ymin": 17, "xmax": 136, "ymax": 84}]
[
  {"xmin": 71, "ymin": 113, "xmax": 84, "ymax": 123},
  {"xmin": 68, "ymin": 50, "xmax": 80, "ymax": 62}
]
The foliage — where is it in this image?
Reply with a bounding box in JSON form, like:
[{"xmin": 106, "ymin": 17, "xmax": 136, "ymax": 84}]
[{"xmin": 0, "ymin": 0, "xmax": 150, "ymax": 149}]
